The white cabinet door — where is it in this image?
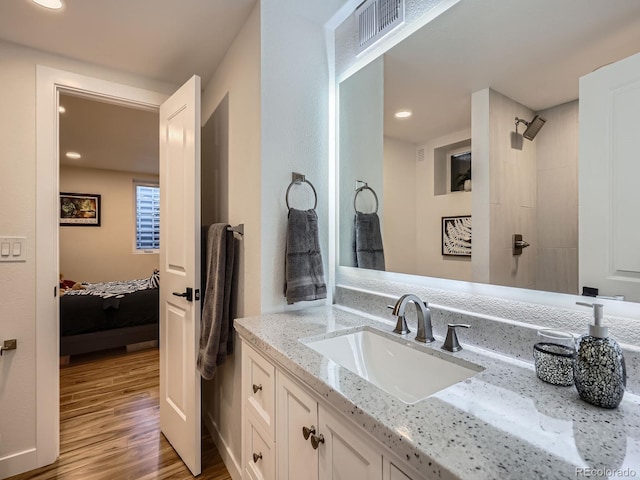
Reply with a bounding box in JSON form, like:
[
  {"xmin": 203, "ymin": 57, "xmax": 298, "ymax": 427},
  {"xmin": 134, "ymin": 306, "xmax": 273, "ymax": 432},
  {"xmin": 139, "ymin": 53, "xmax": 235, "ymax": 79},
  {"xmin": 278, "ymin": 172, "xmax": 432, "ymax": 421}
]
[
  {"xmin": 318, "ymin": 405, "xmax": 383, "ymax": 480},
  {"xmin": 159, "ymin": 74, "xmax": 202, "ymax": 476},
  {"xmin": 277, "ymin": 372, "xmax": 319, "ymax": 480},
  {"xmin": 579, "ymin": 52, "xmax": 640, "ymax": 301},
  {"xmin": 389, "ymin": 462, "xmax": 413, "ymax": 480}
]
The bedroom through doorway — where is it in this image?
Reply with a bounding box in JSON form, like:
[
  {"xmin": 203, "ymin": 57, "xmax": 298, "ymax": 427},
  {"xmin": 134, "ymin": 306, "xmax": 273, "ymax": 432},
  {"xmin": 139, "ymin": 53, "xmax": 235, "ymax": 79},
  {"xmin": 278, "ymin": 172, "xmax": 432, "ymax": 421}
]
[{"xmin": 58, "ymin": 93, "xmax": 160, "ymax": 366}]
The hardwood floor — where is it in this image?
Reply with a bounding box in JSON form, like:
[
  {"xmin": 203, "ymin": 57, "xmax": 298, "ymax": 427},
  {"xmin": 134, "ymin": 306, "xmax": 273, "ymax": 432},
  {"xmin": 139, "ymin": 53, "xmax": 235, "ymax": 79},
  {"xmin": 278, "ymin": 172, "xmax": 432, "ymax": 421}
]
[{"xmin": 8, "ymin": 348, "xmax": 232, "ymax": 480}]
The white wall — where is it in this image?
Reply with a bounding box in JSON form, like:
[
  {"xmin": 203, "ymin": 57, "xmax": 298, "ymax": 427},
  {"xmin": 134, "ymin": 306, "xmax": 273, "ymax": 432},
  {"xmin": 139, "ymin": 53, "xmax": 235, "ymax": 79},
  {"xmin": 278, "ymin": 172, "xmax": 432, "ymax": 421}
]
[
  {"xmin": 536, "ymin": 101, "xmax": 578, "ymax": 294},
  {"xmin": 260, "ymin": 0, "xmax": 336, "ymax": 312},
  {"xmin": 339, "ymin": 57, "xmax": 384, "ymax": 267},
  {"xmin": 0, "ymin": 39, "xmax": 175, "ymax": 478},
  {"xmin": 383, "ymin": 136, "xmax": 416, "ymax": 274},
  {"xmin": 200, "ymin": 5, "xmax": 260, "ymax": 479},
  {"xmin": 59, "ymin": 166, "xmax": 159, "ymax": 283},
  {"xmin": 415, "ymin": 129, "xmax": 472, "ymax": 280}
]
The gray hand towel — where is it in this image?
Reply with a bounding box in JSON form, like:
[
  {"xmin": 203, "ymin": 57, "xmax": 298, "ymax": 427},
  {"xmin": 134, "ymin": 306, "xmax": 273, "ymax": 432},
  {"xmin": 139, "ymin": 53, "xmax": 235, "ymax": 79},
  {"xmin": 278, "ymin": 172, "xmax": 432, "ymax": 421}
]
[
  {"xmin": 197, "ymin": 223, "xmax": 235, "ymax": 380},
  {"xmin": 284, "ymin": 208, "xmax": 327, "ymax": 304},
  {"xmin": 354, "ymin": 212, "xmax": 385, "ymax": 271}
]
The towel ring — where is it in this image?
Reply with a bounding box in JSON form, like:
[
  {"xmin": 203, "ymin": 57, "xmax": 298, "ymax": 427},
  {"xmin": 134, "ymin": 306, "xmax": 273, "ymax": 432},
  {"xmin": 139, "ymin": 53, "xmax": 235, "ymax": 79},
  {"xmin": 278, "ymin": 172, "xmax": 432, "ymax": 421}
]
[
  {"xmin": 354, "ymin": 185, "xmax": 379, "ymax": 214},
  {"xmin": 286, "ymin": 175, "xmax": 318, "ymax": 210}
]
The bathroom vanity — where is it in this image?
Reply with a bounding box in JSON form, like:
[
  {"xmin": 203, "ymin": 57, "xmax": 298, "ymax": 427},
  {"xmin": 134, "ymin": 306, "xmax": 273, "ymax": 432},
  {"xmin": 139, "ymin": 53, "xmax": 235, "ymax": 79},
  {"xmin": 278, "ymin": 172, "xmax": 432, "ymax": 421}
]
[{"xmin": 236, "ymin": 306, "xmax": 640, "ymax": 480}]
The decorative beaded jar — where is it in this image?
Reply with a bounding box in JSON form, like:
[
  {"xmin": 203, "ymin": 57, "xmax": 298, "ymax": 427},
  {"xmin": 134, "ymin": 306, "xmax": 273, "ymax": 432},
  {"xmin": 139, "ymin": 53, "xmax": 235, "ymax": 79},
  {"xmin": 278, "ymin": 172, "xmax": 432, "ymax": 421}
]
[{"xmin": 533, "ymin": 342, "xmax": 576, "ymax": 386}]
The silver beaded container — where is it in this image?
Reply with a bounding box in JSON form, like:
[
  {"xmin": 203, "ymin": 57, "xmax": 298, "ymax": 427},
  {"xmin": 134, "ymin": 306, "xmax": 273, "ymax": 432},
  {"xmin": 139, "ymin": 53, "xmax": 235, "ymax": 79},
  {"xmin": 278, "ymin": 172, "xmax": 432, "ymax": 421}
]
[{"xmin": 533, "ymin": 342, "xmax": 576, "ymax": 386}]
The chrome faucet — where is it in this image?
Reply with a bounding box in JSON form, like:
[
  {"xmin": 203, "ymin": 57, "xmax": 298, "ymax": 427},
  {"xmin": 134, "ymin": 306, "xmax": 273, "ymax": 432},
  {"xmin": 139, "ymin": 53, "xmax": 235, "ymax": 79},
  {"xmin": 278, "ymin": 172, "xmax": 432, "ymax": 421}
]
[{"xmin": 391, "ymin": 294, "xmax": 435, "ymax": 343}]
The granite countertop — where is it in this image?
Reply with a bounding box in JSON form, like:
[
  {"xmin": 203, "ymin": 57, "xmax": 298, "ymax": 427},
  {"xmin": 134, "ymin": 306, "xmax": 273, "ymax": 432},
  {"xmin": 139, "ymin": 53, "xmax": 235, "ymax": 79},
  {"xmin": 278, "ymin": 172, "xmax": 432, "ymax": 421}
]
[{"xmin": 234, "ymin": 306, "xmax": 640, "ymax": 480}]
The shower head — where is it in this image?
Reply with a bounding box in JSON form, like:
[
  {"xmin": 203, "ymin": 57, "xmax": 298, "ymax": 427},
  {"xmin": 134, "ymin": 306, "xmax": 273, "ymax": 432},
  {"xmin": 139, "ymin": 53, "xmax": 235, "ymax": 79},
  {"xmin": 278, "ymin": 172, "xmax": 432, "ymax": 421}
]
[{"xmin": 515, "ymin": 115, "xmax": 546, "ymax": 140}]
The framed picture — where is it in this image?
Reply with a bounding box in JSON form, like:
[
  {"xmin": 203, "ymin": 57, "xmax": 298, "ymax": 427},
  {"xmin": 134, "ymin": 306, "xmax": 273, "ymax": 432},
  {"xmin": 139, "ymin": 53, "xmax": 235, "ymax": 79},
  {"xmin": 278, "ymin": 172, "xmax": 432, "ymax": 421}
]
[
  {"xmin": 60, "ymin": 192, "xmax": 101, "ymax": 226},
  {"xmin": 442, "ymin": 215, "xmax": 471, "ymax": 256}
]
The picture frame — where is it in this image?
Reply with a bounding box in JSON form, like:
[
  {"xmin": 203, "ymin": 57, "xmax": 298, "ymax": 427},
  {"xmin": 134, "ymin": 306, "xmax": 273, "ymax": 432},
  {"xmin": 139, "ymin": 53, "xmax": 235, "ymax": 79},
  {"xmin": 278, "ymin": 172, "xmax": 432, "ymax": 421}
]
[
  {"xmin": 60, "ymin": 192, "xmax": 101, "ymax": 226},
  {"xmin": 442, "ymin": 215, "xmax": 471, "ymax": 256}
]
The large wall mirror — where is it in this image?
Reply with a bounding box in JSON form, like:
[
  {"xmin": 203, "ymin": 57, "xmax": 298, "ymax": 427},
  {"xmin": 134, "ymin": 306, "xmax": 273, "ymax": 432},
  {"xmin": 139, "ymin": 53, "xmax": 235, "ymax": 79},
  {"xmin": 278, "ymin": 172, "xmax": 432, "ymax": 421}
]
[{"xmin": 338, "ymin": 0, "xmax": 640, "ymax": 303}]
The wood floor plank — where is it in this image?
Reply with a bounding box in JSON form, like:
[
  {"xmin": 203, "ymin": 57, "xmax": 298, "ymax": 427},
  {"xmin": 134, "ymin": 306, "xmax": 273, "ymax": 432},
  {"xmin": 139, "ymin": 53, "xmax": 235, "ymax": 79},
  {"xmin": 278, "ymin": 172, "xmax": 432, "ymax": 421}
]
[{"xmin": 7, "ymin": 348, "xmax": 232, "ymax": 480}]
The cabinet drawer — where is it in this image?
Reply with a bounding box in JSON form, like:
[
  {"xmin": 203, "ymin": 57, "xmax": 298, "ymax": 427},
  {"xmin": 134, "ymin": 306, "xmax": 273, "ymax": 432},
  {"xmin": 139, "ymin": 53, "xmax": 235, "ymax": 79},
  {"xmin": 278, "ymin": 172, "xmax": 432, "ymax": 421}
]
[
  {"xmin": 243, "ymin": 344, "xmax": 276, "ymax": 436},
  {"xmin": 245, "ymin": 415, "xmax": 275, "ymax": 480}
]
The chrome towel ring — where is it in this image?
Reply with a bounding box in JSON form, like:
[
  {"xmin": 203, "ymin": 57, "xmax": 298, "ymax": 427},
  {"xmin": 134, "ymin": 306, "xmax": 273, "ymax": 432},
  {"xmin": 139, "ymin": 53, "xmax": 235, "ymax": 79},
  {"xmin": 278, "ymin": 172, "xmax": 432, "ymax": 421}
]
[
  {"xmin": 286, "ymin": 172, "xmax": 318, "ymax": 210},
  {"xmin": 354, "ymin": 181, "xmax": 379, "ymax": 214}
]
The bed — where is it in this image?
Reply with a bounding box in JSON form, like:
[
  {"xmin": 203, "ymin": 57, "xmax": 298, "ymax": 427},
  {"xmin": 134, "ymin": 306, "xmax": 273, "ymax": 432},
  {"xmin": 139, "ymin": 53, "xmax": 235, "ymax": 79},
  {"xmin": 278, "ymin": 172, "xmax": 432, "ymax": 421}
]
[{"xmin": 59, "ymin": 274, "xmax": 159, "ymax": 359}]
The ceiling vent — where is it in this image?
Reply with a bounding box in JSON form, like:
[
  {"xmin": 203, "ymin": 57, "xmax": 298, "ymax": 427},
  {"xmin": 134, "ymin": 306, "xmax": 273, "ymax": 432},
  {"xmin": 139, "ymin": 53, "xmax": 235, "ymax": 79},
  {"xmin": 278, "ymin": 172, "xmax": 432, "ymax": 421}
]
[{"xmin": 357, "ymin": 0, "xmax": 404, "ymax": 55}]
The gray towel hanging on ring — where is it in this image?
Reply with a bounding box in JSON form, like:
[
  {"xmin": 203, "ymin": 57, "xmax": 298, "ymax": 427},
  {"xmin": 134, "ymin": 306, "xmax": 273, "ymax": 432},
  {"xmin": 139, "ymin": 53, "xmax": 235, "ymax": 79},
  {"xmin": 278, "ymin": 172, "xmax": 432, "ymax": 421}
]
[
  {"xmin": 284, "ymin": 208, "xmax": 327, "ymax": 304},
  {"xmin": 354, "ymin": 212, "xmax": 385, "ymax": 271}
]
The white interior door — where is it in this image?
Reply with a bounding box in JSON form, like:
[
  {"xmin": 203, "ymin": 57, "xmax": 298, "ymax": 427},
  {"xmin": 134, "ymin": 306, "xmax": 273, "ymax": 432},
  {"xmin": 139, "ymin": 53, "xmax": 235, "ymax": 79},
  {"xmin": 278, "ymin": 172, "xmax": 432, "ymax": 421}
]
[
  {"xmin": 579, "ymin": 52, "xmax": 640, "ymax": 301},
  {"xmin": 159, "ymin": 74, "xmax": 202, "ymax": 476}
]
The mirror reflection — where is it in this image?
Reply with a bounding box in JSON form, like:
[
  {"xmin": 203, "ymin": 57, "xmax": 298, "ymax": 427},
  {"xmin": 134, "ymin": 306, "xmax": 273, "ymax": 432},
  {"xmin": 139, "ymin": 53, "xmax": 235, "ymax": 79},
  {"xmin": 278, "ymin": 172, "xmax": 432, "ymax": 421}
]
[{"xmin": 339, "ymin": 0, "xmax": 640, "ymax": 302}]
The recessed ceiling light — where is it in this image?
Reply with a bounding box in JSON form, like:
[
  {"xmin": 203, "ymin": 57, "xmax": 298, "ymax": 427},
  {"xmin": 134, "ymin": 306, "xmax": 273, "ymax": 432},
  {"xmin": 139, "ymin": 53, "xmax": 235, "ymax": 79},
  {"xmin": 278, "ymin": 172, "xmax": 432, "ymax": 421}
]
[
  {"xmin": 58, "ymin": 106, "xmax": 66, "ymax": 114},
  {"xmin": 395, "ymin": 110, "xmax": 412, "ymax": 119},
  {"xmin": 65, "ymin": 152, "xmax": 81, "ymax": 159},
  {"xmin": 32, "ymin": 0, "xmax": 63, "ymax": 9}
]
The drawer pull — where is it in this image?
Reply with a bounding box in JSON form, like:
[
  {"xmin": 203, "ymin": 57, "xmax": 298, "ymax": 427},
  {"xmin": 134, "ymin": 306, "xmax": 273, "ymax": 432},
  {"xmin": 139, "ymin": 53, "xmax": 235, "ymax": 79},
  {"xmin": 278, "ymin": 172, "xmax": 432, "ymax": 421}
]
[
  {"xmin": 302, "ymin": 425, "xmax": 316, "ymax": 440},
  {"xmin": 252, "ymin": 384, "xmax": 263, "ymax": 394},
  {"xmin": 253, "ymin": 452, "xmax": 263, "ymax": 463},
  {"xmin": 310, "ymin": 433, "xmax": 325, "ymax": 450}
]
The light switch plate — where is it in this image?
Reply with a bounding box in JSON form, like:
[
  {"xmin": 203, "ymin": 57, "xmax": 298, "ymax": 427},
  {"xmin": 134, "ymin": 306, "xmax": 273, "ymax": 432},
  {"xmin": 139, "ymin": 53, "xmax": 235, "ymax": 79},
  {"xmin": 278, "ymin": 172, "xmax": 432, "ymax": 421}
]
[{"xmin": 0, "ymin": 237, "xmax": 26, "ymax": 262}]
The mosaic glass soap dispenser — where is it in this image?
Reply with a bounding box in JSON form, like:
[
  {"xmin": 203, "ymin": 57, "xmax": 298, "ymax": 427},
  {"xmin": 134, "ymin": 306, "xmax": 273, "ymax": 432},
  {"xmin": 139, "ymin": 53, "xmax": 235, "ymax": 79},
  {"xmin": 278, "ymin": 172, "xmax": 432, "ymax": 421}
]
[{"xmin": 574, "ymin": 302, "xmax": 626, "ymax": 408}]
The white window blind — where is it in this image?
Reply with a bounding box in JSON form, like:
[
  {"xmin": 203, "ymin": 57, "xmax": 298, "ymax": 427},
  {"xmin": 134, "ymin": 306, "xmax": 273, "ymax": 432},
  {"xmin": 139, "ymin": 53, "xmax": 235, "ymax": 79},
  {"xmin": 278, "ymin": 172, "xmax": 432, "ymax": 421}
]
[{"xmin": 135, "ymin": 184, "xmax": 160, "ymax": 251}]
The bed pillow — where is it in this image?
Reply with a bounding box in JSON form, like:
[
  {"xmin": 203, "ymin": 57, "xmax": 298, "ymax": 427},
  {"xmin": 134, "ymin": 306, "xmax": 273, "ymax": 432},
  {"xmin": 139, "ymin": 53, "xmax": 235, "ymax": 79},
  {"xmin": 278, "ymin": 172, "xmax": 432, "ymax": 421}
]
[{"xmin": 149, "ymin": 269, "xmax": 160, "ymax": 289}]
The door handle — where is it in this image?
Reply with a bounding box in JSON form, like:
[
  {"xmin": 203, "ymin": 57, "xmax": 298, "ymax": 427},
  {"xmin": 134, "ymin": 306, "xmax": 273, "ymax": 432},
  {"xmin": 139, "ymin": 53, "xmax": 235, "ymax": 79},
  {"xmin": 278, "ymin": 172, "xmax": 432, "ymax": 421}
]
[{"xmin": 172, "ymin": 287, "xmax": 199, "ymax": 302}]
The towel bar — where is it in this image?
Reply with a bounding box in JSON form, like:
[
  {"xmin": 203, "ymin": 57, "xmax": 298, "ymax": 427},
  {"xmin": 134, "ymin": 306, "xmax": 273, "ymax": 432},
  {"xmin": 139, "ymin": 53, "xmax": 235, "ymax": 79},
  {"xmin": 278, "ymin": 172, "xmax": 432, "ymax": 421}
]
[
  {"xmin": 354, "ymin": 181, "xmax": 379, "ymax": 214},
  {"xmin": 227, "ymin": 224, "xmax": 244, "ymax": 236},
  {"xmin": 286, "ymin": 172, "xmax": 318, "ymax": 210}
]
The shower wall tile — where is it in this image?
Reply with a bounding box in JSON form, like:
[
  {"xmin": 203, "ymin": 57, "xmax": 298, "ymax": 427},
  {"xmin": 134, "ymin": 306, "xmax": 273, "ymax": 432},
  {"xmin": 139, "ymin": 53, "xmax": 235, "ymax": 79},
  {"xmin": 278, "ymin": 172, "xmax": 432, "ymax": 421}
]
[
  {"xmin": 536, "ymin": 101, "xmax": 579, "ymax": 293},
  {"xmin": 538, "ymin": 167, "xmax": 578, "ymax": 248},
  {"xmin": 537, "ymin": 101, "xmax": 578, "ymax": 172},
  {"xmin": 488, "ymin": 89, "xmax": 537, "ymax": 290}
]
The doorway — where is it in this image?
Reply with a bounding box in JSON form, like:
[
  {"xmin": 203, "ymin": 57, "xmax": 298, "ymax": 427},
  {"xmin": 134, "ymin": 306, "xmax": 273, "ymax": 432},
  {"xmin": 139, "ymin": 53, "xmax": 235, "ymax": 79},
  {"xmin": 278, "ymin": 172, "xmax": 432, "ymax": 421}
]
[
  {"xmin": 37, "ymin": 67, "xmax": 206, "ymax": 477},
  {"xmin": 35, "ymin": 65, "xmax": 168, "ymax": 467}
]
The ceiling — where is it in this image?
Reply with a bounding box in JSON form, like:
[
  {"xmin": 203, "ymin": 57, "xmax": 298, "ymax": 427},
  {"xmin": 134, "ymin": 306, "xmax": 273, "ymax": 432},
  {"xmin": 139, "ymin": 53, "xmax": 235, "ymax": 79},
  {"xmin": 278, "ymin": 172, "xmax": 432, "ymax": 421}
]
[
  {"xmin": 59, "ymin": 93, "xmax": 158, "ymax": 174},
  {"xmin": 1, "ymin": 0, "xmax": 349, "ymax": 175},
  {"xmin": 0, "ymin": 0, "xmax": 257, "ymax": 86},
  {"xmin": 383, "ymin": 0, "xmax": 640, "ymax": 145}
]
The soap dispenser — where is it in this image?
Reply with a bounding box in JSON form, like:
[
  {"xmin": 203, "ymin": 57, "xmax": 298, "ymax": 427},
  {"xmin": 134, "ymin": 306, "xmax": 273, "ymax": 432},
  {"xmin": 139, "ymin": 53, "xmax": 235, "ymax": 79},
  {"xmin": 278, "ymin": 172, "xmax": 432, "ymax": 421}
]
[{"xmin": 574, "ymin": 302, "xmax": 626, "ymax": 408}]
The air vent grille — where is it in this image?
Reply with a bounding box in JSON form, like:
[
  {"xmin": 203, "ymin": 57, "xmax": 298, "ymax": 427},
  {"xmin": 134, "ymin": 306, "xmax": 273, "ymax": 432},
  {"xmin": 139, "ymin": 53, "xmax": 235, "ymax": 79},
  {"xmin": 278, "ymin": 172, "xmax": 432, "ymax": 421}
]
[
  {"xmin": 357, "ymin": 0, "xmax": 404, "ymax": 54},
  {"xmin": 416, "ymin": 147, "xmax": 425, "ymax": 162},
  {"xmin": 358, "ymin": 2, "xmax": 378, "ymax": 47}
]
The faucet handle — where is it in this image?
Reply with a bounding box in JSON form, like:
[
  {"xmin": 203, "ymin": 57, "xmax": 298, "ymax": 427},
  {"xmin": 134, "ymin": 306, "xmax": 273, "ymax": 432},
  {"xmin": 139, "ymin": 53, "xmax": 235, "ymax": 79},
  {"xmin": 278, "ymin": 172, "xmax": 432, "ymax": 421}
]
[{"xmin": 441, "ymin": 324, "xmax": 470, "ymax": 352}]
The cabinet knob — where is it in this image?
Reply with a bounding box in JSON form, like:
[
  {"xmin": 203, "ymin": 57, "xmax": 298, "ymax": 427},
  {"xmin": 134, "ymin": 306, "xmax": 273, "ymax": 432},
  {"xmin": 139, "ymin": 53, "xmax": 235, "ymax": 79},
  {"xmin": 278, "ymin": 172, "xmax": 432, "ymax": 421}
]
[
  {"xmin": 252, "ymin": 383, "xmax": 262, "ymax": 394},
  {"xmin": 302, "ymin": 425, "xmax": 316, "ymax": 440},
  {"xmin": 310, "ymin": 433, "xmax": 325, "ymax": 450},
  {"xmin": 253, "ymin": 452, "xmax": 263, "ymax": 463}
]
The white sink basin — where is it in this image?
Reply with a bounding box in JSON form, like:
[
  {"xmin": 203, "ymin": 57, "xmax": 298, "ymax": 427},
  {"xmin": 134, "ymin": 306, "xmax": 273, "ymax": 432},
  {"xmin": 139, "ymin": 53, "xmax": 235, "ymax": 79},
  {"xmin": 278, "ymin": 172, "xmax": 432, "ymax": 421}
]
[{"xmin": 303, "ymin": 328, "xmax": 483, "ymax": 404}]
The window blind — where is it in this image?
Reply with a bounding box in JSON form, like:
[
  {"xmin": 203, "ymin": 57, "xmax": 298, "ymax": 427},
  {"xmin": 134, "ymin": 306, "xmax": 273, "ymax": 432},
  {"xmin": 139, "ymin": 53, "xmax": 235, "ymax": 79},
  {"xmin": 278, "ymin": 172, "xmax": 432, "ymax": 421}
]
[{"xmin": 135, "ymin": 185, "xmax": 160, "ymax": 251}]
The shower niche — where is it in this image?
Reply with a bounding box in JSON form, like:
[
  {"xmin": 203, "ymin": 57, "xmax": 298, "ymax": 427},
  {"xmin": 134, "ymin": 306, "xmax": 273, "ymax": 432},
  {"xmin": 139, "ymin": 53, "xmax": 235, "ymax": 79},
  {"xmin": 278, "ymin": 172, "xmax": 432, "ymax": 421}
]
[{"xmin": 433, "ymin": 139, "xmax": 472, "ymax": 196}]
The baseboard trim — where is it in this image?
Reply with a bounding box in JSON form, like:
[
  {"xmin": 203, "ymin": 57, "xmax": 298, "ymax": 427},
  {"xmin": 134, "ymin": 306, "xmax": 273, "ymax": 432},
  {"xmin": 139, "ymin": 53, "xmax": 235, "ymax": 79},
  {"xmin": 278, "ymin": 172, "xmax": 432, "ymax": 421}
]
[
  {"xmin": 203, "ymin": 412, "xmax": 242, "ymax": 480},
  {"xmin": 0, "ymin": 447, "xmax": 37, "ymax": 479}
]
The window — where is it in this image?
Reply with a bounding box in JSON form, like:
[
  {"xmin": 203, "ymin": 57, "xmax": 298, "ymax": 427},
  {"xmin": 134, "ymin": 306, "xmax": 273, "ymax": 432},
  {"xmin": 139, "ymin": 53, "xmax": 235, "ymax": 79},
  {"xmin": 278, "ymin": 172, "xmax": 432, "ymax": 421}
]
[{"xmin": 135, "ymin": 183, "xmax": 160, "ymax": 252}]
